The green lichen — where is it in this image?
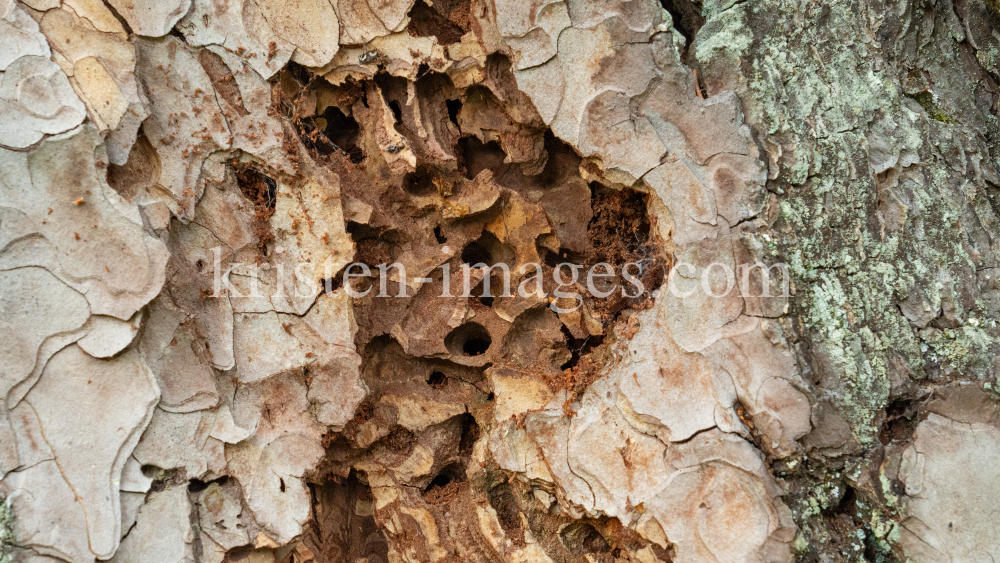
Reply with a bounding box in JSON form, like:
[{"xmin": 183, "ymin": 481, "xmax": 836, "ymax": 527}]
[
  {"xmin": 906, "ymin": 91, "xmax": 957, "ymax": 123},
  {"xmin": 724, "ymin": 0, "xmax": 998, "ymax": 445},
  {"xmin": 694, "ymin": 7, "xmax": 752, "ymax": 66},
  {"xmin": 798, "ymin": 480, "xmax": 845, "ymax": 519},
  {"xmin": 793, "ymin": 532, "xmax": 809, "ymax": 553},
  {"xmin": 1, "ymin": 498, "xmax": 12, "ymax": 563},
  {"xmin": 694, "ymin": 0, "xmax": 999, "ymax": 558},
  {"xmin": 929, "ymin": 112, "xmax": 956, "ymax": 123},
  {"xmin": 920, "ymin": 324, "xmax": 993, "ymax": 376},
  {"xmin": 701, "ymin": 0, "xmax": 743, "ymax": 18},
  {"xmin": 878, "ymin": 473, "xmax": 899, "ymax": 509},
  {"xmin": 803, "ymin": 271, "xmax": 894, "ymax": 443},
  {"xmin": 985, "ymin": 379, "xmax": 1000, "ymax": 396}
]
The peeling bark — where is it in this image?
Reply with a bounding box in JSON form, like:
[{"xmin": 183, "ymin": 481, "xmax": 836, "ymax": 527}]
[{"xmin": 1, "ymin": 0, "xmax": 1000, "ymax": 562}]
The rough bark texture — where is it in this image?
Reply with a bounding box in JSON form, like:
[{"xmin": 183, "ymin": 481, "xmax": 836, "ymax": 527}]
[{"xmin": 1, "ymin": 0, "xmax": 999, "ymax": 562}]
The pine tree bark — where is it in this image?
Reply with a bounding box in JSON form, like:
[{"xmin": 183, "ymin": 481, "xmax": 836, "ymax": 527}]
[{"xmin": 1, "ymin": 0, "xmax": 999, "ymax": 562}]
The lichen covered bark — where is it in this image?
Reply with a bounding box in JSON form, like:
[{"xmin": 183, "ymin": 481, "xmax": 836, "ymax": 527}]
[
  {"xmin": 693, "ymin": 0, "xmax": 1000, "ymax": 559},
  {"xmin": 1, "ymin": 0, "xmax": 999, "ymax": 562}
]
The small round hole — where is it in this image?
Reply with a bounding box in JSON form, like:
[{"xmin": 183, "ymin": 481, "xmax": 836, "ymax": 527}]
[
  {"xmin": 422, "ymin": 462, "xmax": 466, "ymax": 504},
  {"xmin": 463, "ymin": 337, "xmax": 490, "ymax": 356},
  {"xmin": 403, "ymin": 170, "xmax": 436, "ymax": 195},
  {"xmin": 461, "ymin": 240, "xmax": 491, "ymax": 266},
  {"xmin": 424, "ymin": 463, "xmax": 465, "ymax": 492},
  {"xmin": 560, "ymin": 522, "xmax": 610, "ymax": 555},
  {"xmin": 426, "ymin": 471, "xmax": 453, "ymax": 491},
  {"xmin": 445, "ymin": 322, "xmax": 492, "ymax": 358},
  {"xmin": 427, "ymin": 371, "xmax": 447, "ymax": 389}
]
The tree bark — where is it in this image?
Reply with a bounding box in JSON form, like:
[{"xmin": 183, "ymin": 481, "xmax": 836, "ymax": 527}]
[{"xmin": 1, "ymin": 0, "xmax": 999, "ymax": 562}]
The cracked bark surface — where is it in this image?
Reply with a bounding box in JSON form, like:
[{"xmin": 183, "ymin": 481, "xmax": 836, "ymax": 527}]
[{"xmin": 1, "ymin": 0, "xmax": 999, "ymax": 562}]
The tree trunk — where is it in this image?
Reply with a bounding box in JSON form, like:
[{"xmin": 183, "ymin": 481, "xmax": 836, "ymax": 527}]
[{"xmin": 1, "ymin": 0, "xmax": 999, "ymax": 562}]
